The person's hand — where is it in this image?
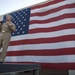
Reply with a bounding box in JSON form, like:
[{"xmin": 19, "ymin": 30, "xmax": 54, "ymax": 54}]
[{"xmin": 6, "ymin": 22, "xmax": 11, "ymax": 26}]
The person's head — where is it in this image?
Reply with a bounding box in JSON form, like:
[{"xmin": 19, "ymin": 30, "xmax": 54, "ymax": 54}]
[
  {"xmin": 6, "ymin": 15, "xmax": 12, "ymax": 21},
  {"xmin": 0, "ymin": 21, "xmax": 2, "ymax": 25}
]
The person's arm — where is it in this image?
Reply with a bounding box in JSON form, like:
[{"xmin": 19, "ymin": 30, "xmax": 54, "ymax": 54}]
[
  {"xmin": 8, "ymin": 24, "xmax": 16, "ymax": 32},
  {"xmin": 6, "ymin": 22, "xmax": 16, "ymax": 32}
]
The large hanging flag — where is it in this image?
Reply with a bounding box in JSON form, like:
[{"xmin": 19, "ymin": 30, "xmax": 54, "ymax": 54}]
[{"xmin": 2, "ymin": 0, "xmax": 75, "ymax": 69}]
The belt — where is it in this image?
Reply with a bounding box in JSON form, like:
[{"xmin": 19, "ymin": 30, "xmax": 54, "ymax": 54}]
[
  {"xmin": 1, "ymin": 31, "xmax": 11, "ymax": 33},
  {"xmin": 2, "ymin": 30, "xmax": 5, "ymax": 32}
]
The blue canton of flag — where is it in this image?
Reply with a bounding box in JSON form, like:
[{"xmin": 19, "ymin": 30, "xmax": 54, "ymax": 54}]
[{"xmin": 3, "ymin": 8, "xmax": 30, "ymax": 36}]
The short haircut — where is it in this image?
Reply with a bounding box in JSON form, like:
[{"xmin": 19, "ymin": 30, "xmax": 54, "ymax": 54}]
[{"xmin": 6, "ymin": 15, "xmax": 12, "ymax": 19}]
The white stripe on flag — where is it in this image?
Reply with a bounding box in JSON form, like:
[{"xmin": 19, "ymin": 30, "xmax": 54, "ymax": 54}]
[
  {"xmin": 7, "ymin": 41, "xmax": 75, "ymax": 51},
  {"xmin": 5, "ymin": 55, "xmax": 75, "ymax": 63},
  {"xmin": 11, "ymin": 29, "xmax": 75, "ymax": 41},
  {"xmin": 29, "ymin": 18, "xmax": 75, "ymax": 29}
]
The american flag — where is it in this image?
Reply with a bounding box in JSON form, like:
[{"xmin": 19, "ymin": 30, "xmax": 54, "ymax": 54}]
[{"xmin": 3, "ymin": 0, "xmax": 75, "ymax": 69}]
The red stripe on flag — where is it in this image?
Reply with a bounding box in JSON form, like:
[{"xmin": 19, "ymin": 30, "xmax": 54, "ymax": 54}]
[
  {"xmin": 7, "ymin": 48, "xmax": 75, "ymax": 56},
  {"xmin": 29, "ymin": 24, "xmax": 75, "ymax": 33},
  {"xmin": 41, "ymin": 63, "xmax": 75, "ymax": 70},
  {"xmin": 10, "ymin": 35, "xmax": 75, "ymax": 46}
]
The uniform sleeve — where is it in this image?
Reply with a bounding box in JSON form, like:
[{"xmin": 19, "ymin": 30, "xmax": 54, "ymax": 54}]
[{"xmin": 12, "ymin": 24, "xmax": 16, "ymax": 32}]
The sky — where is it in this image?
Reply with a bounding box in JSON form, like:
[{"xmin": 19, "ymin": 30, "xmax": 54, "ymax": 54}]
[{"xmin": 0, "ymin": 0, "xmax": 47, "ymax": 16}]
